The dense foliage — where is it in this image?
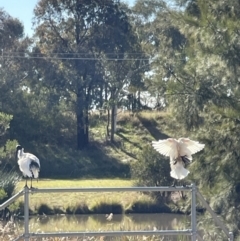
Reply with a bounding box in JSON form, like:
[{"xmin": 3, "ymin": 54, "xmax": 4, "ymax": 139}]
[
  {"xmin": 0, "ymin": 112, "xmax": 20, "ymax": 206},
  {"xmin": 1, "ymin": 0, "xmax": 240, "ymax": 238}
]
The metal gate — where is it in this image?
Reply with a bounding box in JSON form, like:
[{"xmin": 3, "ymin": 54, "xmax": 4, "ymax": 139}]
[{"xmin": 0, "ymin": 184, "xmax": 234, "ymax": 241}]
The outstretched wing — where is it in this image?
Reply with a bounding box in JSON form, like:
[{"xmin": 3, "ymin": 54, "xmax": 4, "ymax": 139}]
[
  {"xmin": 152, "ymin": 138, "xmax": 179, "ymax": 159},
  {"xmin": 26, "ymin": 153, "xmax": 40, "ymax": 167},
  {"xmin": 178, "ymin": 138, "xmax": 205, "ymax": 157}
]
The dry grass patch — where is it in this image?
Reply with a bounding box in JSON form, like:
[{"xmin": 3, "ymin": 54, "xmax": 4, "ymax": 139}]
[{"xmin": 137, "ymin": 110, "xmax": 170, "ymax": 121}]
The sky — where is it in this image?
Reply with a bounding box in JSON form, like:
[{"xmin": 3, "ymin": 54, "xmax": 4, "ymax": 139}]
[{"xmin": 0, "ymin": 0, "xmax": 135, "ymax": 36}]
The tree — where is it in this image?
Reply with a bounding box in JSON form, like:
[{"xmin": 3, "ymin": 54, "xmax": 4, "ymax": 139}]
[
  {"xmin": 127, "ymin": 0, "xmax": 240, "ymax": 236},
  {"xmin": 130, "ymin": 0, "xmax": 186, "ymax": 110},
  {"xmin": 161, "ymin": 0, "xmax": 240, "ymax": 236},
  {"xmin": 102, "ymin": 56, "xmax": 147, "ymax": 142},
  {"xmin": 0, "ymin": 9, "xmax": 29, "ymax": 113},
  {"xmin": 33, "ymin": 0, "xmax": 140, "ymax": 149},
  {"xmin": 0, "ymin": 9, "xmax": 33, "ymax": 164}
]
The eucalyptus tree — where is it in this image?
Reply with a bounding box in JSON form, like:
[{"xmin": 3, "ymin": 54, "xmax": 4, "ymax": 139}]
[
  {"xmin": 0, "ymin": 9, "xmax": 29, "ymax": 113},
  {"xmin": 99, "ymin": 14, "xmax": 147, "ymax": 141},
  {"xmin": 0, "ymin": 9, "xmax": 32, "ymax": 164},
  {"xmin": 102, "ymin": 54, "xmax": 147, "ymax": 141},
  {"xmin": 33, "ymin": 0, "xmax": 140, "ymax": 148}
]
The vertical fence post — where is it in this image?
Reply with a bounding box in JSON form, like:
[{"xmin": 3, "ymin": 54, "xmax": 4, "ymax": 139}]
[
  {"xmin": 24, "ymin": 186, "xmax": 30, "ymax": 241},
  {"xmin": 191, "ymin": 183, "xmax": 197, "ymax": 241},
  {"xmin": 229, "ymin": 232, "xmax": 234, "ymax": 241}
]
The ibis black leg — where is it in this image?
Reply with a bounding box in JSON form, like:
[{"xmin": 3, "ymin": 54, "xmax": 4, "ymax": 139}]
[
  {"xmin": 171, "ymin": 180, "xmax": 176, "ymax": 187},
  {"xmin": 24, "ymin": 178, "xmax": 28, "ymax": 187}
]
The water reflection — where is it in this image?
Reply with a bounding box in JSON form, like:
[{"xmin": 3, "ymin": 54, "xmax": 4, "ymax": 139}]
[{"xmin": 16, "ymin": 213, "xmax": 190, "ymax": 233}]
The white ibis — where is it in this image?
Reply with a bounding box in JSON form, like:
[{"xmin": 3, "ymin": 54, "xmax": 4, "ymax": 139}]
[
  {"xmin": 16, "ymin": 145, "xmax": 40, "ymax": 188},
  {"xmin": 152, "ymin": 138, "xmax": 204, "ymax": 184}
]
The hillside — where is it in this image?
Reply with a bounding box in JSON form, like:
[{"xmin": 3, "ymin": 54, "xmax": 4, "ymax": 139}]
[{"xmin": 33, "ymin": 110, "xmax": 175, "ymax": 178}]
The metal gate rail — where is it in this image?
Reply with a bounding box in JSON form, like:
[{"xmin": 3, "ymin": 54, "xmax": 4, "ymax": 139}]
[{"xmin": 0, "ymin": 184, "xmax": 233, "ymax": 241}]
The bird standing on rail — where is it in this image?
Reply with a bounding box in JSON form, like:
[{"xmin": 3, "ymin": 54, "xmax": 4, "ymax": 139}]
[
  {"xmin": 152, "ymin": 138, "xmax": 205, "ymax": 184},
  {"xmin": 16, "ymin": 145, "xmax": 40, "ymax": 188}
]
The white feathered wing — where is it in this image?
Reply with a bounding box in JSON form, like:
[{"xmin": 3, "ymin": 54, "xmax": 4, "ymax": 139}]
[
  {"xmin": 18, "ymin": 152, "xmax": 40, "ymax": 178},
  {"xmin": 152, "ymin": 138, "xmax": 205, "ymax": 180}
]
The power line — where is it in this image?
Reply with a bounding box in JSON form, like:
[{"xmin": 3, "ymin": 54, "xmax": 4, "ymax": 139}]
[
  {"xmin": 1, "ymin": 55, "xmax": 150, "ymax": 61},
  {"xmin": 0, "ymin": 50, "xmax": 186, "ymax": 61},
  {"xmin": 0, "ymin": 52, "xmax": 186, "ymax": 61},
  {"xmin": 2, "ymin": 51, "xmax": 149, "ymax": 56}
]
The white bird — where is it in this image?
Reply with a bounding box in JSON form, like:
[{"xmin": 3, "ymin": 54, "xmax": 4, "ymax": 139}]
[
  {"xmin": 15, "ymin": 145, "xmax": 40, "ymax": 188},
  {"xmin": 106, "ymin": 213, "xmax": 113, "ymax": 221},
  {"xmin": 152, "ymin": 138, "xmax": 205, "ymax": 182}
]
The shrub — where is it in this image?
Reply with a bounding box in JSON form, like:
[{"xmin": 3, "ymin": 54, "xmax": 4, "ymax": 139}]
[
  {"xmin": 91, "ymin": 202, "xmax": 123, "ymax": 214},
  {"xmin": 0, "ymin": 140, "xmax": 19, "ymax": 171},
  {"xmin": 66, "ymin": 202, "xmax": 90, "ymax": 215},
  {"xmin": 126, "ymin": 200, "xmax": 171, "ymax": 214},
  {"xmin": 0, "ymin": 170, "xmax": 20, "ymax": 219},
  {"xmin": 37, "ymin": 204, "xmax": 54, "ymax": 215},
  {"xmin": 131, "ymin": 145, "xmax": 173, "ymax": 202},
  {"xmin": 0, "ymin": 169, "xmax": 20, "ymax": 203}
]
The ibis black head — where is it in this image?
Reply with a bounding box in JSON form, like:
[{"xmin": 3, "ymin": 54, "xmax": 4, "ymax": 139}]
[
  {"xmin": 16, "ymin": 145, "xmax": 23, "ymax": 151},
  {"xmin": 16, "ymin": 145, "xmax": 23, "ymax": 160}
]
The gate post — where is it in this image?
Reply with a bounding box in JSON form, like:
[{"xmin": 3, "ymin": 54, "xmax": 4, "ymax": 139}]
[
  {"xmin": 24, "ymin": 186, "xmax": 30, "ymax": 241},
  {"xmin": 191, "ymin": 183, "xmax": 197, "ymax": 241},
  {"xmin": 229, "ymin": 231, "xmax": 234, "ymax": 241}
]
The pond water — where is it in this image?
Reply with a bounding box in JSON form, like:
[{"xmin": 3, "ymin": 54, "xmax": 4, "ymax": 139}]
[{"xmin": 15, "ymin": 213, "xmax": 191, "ymax": 240}]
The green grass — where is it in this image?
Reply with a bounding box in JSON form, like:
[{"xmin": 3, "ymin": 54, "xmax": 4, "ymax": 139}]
[{"xmin": 33, "ymin": 142, "xmax": 131, "ymax": 179}]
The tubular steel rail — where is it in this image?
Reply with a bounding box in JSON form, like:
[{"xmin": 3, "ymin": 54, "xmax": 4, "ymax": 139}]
[{"xmin": 0, "ymin": 184, "xmax": 233, "ymax": 241}]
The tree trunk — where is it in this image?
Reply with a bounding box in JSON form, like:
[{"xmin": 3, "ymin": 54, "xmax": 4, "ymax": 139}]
[
  {"xmin": 104, "ymin": 82, "xmax": 108, "ymax": 104},
  {"xmin": 132, "ymin": 92, "xmax": 136, "ymax": 111},
  {"xmin": 84, "ymin": 86, "xmax": 92, "ymax": 146},
  {"xmin": 110, "ymin": 104, "xmax": 115, "ymax": 142},
  {"xmin": 99, "ymin": 84, "xmax": 103, "ymax": 108},
  {"xmin": 110, "ymin": 103, "xmax": 117, "ymax": 142},
  {"xmin": 77, "ymin": 85, "xmax": 88, "ymax": 150},
  {"xmin": 77, "ymin": 110, "xmax": 85, "ymax": 150},
  {"xmin": 84, "ymin": 107, "xmax": 89, "ymax": 147},
  {"xmin": 106, "ymin": 108, "xmax": 110, "ymax": 137},
  {"xmin": 137, "ymin": 91, "xmax": 141, "ymax": 110},
  {"xmin": 113, "ymin": 104, "xmax": 117, "ymax": 133}
]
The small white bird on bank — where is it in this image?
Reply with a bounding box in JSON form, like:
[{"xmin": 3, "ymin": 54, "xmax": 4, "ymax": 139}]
[
  {"xmin": 152, "ymin": 138, "xmax": 205, "ymax": 182},
  {"xmin": 16, "ymin": 145, "xmax": 40, "ymax": 188}
]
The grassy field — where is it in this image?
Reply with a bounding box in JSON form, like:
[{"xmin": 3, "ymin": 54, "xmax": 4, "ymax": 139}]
[{"xmin": 13, "ymin": 179, "xmax": 166, "ymax": 215}]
